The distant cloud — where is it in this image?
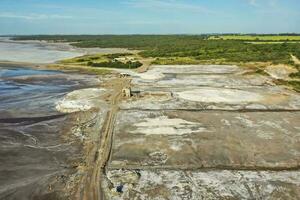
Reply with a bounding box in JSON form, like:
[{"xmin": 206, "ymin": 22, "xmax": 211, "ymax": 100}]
[
  {"xmin": 0, "ymin": 12, "xmax": 74, "ymax": 20},
  {"xmin": 125, "ymin": 0, "xmax": 215, "ymax": 14},
  {"xmin": 246, "ymin": 0, "xmax": 280, "ymax": 7},
  {"xmin": 247, "ymin": 0, "xmax": 258, "ymax": 6}
]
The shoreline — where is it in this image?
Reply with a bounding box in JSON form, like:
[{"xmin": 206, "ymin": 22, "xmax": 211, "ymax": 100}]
[
  {"xmin": 0, "ymin": 62, "xmax": 108, "ymax": 199},
  {"xmin": 6, "ymin": 37, "xmax": 137, "ymax": 55},
  {"xmin": 0, "ymin": 37, "xmax": 138, "ymax": 66}
]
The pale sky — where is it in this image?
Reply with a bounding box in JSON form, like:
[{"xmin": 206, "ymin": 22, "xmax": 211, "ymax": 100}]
[{"xmin": 0, "ymin": 0, "xmax": 299, "ymax": 34}]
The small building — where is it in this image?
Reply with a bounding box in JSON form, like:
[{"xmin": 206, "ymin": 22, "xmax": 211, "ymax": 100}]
[
  {"xmin": 119, "ymin": 73, "xmax": 131, "ymax": 78},
  {"xmin": 122, "ymin": 88, "xmax": 131, "ymax": 98}
]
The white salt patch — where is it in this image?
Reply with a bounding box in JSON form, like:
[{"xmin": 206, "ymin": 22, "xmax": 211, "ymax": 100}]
[
  {"xmin": 235, "ymin": 116, "xmax": 255, "ymax": 127},
  {"xmin": 138, "ymin": 71, "xmax": 165, "ymax": 80},
  {"xmin": 169, "ymin": 141, "xmax": 184, "ymax": 151},
  {"xmin": 131, "ymin": 116, "xmax": 207, "ymax": 135},
  {"xmin": 56, "ymin": 88, "xmax": 105, "ymax": 113},
  {"xmin": 152, "ymin": 65, "xmax": 240, "ymax": 74},
  {"xmin": 256, "ymin": 130, "xmax": 275, "ymax": 140},
  {"xmin": 106, "ymin": 169, "xmax": 300, "ymax": 200},
  {"xmin": 221, "ymin": 119, "xmax": 231, "ymax": 126},
  {"xmin": 177, "ymin": 88, "xmax": 263, "ymax": 103}
]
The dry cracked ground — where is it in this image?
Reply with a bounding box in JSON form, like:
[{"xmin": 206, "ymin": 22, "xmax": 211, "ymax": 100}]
[{"xmin": 102, "ymin": 65, "xmax": 300, "ymax": 200}]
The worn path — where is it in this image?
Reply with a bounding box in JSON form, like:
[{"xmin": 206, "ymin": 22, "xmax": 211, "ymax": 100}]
[
  {"xmin": 291, "ymin": 54, "xmax": 300, "ymax": 65},
  {"xmin": 75, "ymin": 77, "xmax": 131, "ymax": 200}
]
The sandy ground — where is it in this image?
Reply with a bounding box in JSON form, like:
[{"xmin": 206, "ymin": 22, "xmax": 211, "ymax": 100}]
[
  {"xmin": 265, "ymin": 64, "xmax": 298, "ymax": 80},
  {"xmin": 291, "ymin": 55, "xmax": 300, "ymax": 65}
]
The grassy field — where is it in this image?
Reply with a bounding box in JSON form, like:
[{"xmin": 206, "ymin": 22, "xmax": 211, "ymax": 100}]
[
  {"xmin": 209, "ymin": 35, "xmax": 300, "ymax": 41},
  {"xmin": 46, "ymin": 64, "xmax": 112, "ymax": 75},
  {"xmin": 246, "ymin": 41, "xmax": 300, "ymax": 44}
]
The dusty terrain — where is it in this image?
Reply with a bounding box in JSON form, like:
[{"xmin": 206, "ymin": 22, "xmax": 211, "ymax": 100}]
[
  {"xmin": 98, "ymin": 64, "xmax": 300, "ymax": 199},
  {"xmin": 2, "ymin": 38, "xmax": 300, "ymax": 199}
]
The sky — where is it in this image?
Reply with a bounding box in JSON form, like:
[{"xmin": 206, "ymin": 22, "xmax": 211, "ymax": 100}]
[{"xmin": 0, "ymin": 0, "xmax": 299, "ymax": 35}]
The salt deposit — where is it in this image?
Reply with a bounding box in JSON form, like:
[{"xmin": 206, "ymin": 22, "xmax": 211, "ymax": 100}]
[
  {"xmin": 152, "ymin": 65, "xmax": 240, "ymax": 74},
  {"xmin": 131, "ymin": 116, "xmax": 207, "ymax": 135},
  {"xmin": 106, "ymin": 169, "xmax": 300, "ymax": 200},
  {"xmin": 56, "ymin": 88, "xmax": 105, "ymax": 113},
  {"xmin": 177, "ymin": 88, "xmax": 264, "ymax": 103},
  {"xmin": 138, "ymin": 71, "xmax": 165, "ymax": 80}
]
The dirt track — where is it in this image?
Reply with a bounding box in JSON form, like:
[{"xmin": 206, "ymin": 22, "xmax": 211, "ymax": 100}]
[
  {"xmin": 291, "ymin": 55, "xmax": 300, "ymax": 65},
  {"xmin": 75, "ymin": 77, "xmax": 131, "ymax": 200}
]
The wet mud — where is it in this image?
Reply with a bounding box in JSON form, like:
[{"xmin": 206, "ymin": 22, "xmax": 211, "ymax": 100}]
[{"xmin": 0, "ymin": 64, "xmax": 104, "ymax": 199}]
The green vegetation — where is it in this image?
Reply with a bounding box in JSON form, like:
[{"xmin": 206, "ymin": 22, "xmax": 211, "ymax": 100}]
[
  {"xmin": 276, "ymin": 79, "xmax": 300, "ymax": 92},
  {"xmin": 88, "ymin": 60, "xmax": 142, "ymax": 69},
  {"xmin": 152, "ymin": 57, "xmax": 207, "ymax": 65},
  {"xmin": 282, "ymin": 63, "xmax": 300, "ymax": 92},
  {"xmin": 60, "ymin": 54, "xmax": 109, "ymax": 65},
  {"xmin": 209, "ymin": 35, "xmax": 300, "ymax": 41},
  {"xmin": 60, "ymin": 53, "xmax": 142, "ymax": 69},
  {"xmin": 14, "ymin": 35, "xmax": 300, "ymax": 65},
  {"xmin": 46, "ymin": 64, "xmax": 111, "ymax": 75},
  {"xmin": 290, "ymin": 64, "xmax": 300, "ymax": 79},
  {"xmin": 290, "ymin": 72, "xmax": 300, "ymax": 79},
  {"xmin": 249, "ymin": 68, "xmax": 269, "ymax": 76},
  {"xmin": 246, "ymin": 41, "xmax": 300, "ymax": 44}
]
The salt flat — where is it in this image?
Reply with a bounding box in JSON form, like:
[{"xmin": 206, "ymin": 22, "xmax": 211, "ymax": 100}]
[{"xmin": 103, "ymin": 65, "xmax": 300, "ymax": 199}]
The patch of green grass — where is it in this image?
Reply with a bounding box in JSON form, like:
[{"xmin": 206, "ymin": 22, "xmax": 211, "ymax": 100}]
[
  {"xmin": 60, "ymin": 53, "xmax": 142, "ymax": 69},
  {"xmin": 153, "ymin": 57, "xmax": 202, "ymax": 65},
  {"xmin": 290, "ymin": 72, "xmax": 300, "ymax": 79},
  {"xmin": 209, "ymin": 35, "xmax": 300, "ymax": 41},
  {"xmin": 105, "ymin": 53, "xmax": 133, "ymax": 59},
  {"xmin": 88, "ymin": 60, "xmax": 142, "ymax": 69},
  {"xmin": 47, "ymin": 64, "xmax": 111, "ymax": 75},
  {"xmin": 242, "ymin": 67, "xmax": 269, "ymax": 76},
  {"xmin": 289, "ymin": 63, "xmax": 300, "ymax": 79},
  {"xmin": 82, "ymin": 67, "xmax": 111, "ymax": 75},
  {"xmin": 246, "ymin": 41, "xmax": 300, "ymax": 44},
  {"xmin": 60, "ymin": 54, "xmax": 109, "ymax": 64},
  {"xmin": 254, "ymin": 68, "xmax": 269, "ymax": 76},
  {"xmin": 276, "ymin": 79, "xmax": 300, "ymax": 92},
  {"xmin": 152, "ymin": 57, "xmax": 229, "ymax": 65}
]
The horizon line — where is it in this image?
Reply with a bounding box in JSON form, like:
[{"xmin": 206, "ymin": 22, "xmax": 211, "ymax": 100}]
[{"xmin": 1, "ymin": 33, "xmax": 300, "ymax": 36}]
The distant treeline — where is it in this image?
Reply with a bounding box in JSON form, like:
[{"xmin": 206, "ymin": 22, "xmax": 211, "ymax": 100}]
[
  {"xmin": 14, "ymin": 35, "xmax": 300, "ymax": 64},
  {"xmin": 208, "ymin": 33, "xmax": 300, "ymax": 36}
]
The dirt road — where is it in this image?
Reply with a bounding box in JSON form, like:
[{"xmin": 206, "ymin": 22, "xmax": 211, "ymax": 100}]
[
  {"xmin": 291, "ymin": 54, "xmax": 300, "ymax": 65},
  {"xmin": 75, "ymin": 77, "xmax": 131, "ymax": 200}
]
